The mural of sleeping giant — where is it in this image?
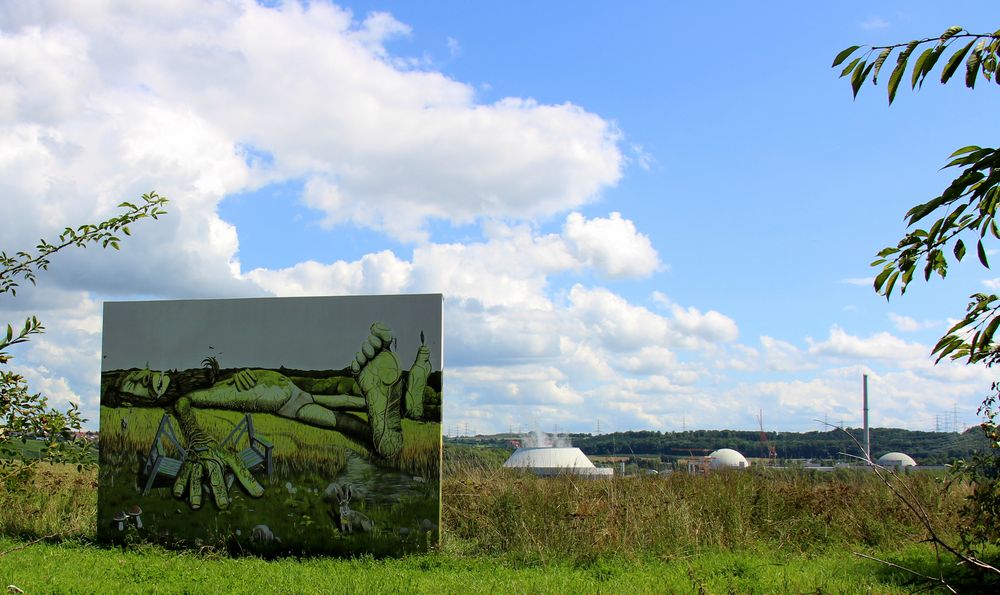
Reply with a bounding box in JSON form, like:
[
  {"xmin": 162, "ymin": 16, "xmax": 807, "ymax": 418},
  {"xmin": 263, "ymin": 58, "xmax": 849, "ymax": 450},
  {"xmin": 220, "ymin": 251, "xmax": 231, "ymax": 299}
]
[{"xmin": 97, "ymin": 295, "xmax": 443, "ymax": 556}]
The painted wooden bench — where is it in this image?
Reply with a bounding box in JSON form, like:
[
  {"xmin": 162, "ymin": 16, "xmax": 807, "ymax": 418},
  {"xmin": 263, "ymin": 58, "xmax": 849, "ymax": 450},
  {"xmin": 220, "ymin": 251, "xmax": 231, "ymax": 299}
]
[
  {"xmin": 141, "ymin": 412, "xmax": 187, "ymax": 496},
  {"xmin": 220, "ymin": 412, "xmax": 274, "ymax": 486}
]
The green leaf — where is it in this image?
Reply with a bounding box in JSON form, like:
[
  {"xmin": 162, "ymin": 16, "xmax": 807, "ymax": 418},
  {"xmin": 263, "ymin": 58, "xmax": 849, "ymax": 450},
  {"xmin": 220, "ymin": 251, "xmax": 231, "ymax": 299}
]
[
  {"xmin": 901, "ymin": 265, "xmax": 914, "ymax": 286},
  {"xmin": 874, "ymin": 267, "xmax": 893, "ymax": 293},
  {"xmin": 941, "ymin": 40, "xmax": 975, "ymax": 84},
  {"xmin": 832, "ymin": 45, "xmax": 861, "ymax": 68},
  {"xmin": 950, "ymin": 145, "xmax": 982, "ymax": 158},
  {"xmin": 940, "ymin": 26, "xmax": 964, "ymax": 42},
  {"xmin": 966, "ymin": 46, "xmax": 983, "ymax": 88},
  {"xmin": 852, "ymin": 61, "xmax": 874, "ymax": 98},
  {"xmin": 840, "ymin": 56, "xmax": 862, "ymax": 78},
  {"xmin": 871, "ymin": 47, "xmax": 892, "ymax": 84},
  {"xmin": 884, "ymin": 270, "xmax": 900, "ymax": 296},
  {"xmin": 910, "ymin": 47, "xmax": 934, "ymax": 89},
  {"xmin": 887, "ymin": 57, "xmax": 907, "ymax": 104},
  {"xmin": 906, "ymin": 195, "xmax": 948, "ymax": 225},
  {"xmin": 927, "ymin": 218, "xmax": 944, "ymax": 242},
  {"xmin": 955, "ymin": 238, "xmax": 967, "ymax": 261},
  {"xmin": 918, "ymin": 46, "xmax": 945, "ymax": 88},
  {"xmin": 978, "ymin": 239, "xmax": 990, "ymax": 268},
  {"xmin": 981, "ymin": 315, "xmax": 1000, "ymax": 351},
  {"xmin": 933, "ymin": 336, "xmax": 959, "ymax": 361}
]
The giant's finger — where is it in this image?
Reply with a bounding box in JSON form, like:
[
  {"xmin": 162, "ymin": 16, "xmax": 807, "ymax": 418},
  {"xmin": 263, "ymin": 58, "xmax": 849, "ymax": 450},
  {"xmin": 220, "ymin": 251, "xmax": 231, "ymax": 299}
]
[
  {"xmin": 235, "ymin": 370, "xmax": 254, "ymax": 391},
  {"xmin": 222, "ymin": 450, "xmax": 264, "ymax": 498},
  {"xmin": 189, "ymin": 462, "xmax": 203, "ymax": 509},
  {"xmin": 206, "ymin": 459, "xmax": 229, "ymax": 509},
  {"xmin": 173, "ymin": 461, "xmax": 192, "ymax": 499},
  {"xmin": 370, "ymin": 322, "xmax": 393, "ymax": 344},
  {"xmin": 242, "ymin": 370, "xmax": 257, "ymax": 390}
]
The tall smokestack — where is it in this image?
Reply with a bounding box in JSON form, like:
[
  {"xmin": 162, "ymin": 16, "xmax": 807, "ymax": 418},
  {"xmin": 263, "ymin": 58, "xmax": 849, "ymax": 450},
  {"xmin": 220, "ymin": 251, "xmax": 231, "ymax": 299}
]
[{"xmin": 863, "ymin": 374, "xmax": 870, "ymax": 462}]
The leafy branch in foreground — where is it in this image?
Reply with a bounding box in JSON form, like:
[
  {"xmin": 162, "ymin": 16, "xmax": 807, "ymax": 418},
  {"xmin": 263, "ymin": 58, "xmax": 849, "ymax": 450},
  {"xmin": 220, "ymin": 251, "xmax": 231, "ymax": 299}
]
[
  {"xmin": 833, "ymin": 26, "xmax": 1000, "ymax": 103},
  {"xmin": 836, "ymin": 23, "xmax": 1000, "ymax": 585},
  {"xmin": 866, "ymin": 144, "xmax": 1000, "ymax": 366},
  {"xmin": 1, "ymin": 192, "xmax": 168, "ymax": 477},
  {"xmin": 0, "ymin": 191, "xmax": 168, "ymax": 300},
  {"xmin": 834, "ymin": 26, "xmax": 1000, "ymax": 366}
]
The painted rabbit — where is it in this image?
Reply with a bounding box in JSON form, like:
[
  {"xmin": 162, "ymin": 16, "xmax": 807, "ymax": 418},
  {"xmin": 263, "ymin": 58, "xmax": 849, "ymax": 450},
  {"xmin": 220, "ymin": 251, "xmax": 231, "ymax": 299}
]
[{"xmin": 332, "ymin": 484, "xmax": 374, "ymax": 533}]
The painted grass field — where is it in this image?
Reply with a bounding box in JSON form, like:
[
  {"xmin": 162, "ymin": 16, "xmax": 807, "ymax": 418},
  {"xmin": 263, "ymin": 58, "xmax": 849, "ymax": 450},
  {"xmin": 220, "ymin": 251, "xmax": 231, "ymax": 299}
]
[
  {"xmin": 0, "ymin": 456, "xmax": 985, "ymax": 593},
  {"xmin": 95, "ymin": 406, "xmax": 441, "ymax": 556}
]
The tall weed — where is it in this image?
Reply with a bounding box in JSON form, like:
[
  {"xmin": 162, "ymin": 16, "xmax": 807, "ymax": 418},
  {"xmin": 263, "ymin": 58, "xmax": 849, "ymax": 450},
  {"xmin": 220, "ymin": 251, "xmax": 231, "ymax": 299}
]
[{"xmin": 442, "ymin": 464, "xmax": 969, "ymax": 564}]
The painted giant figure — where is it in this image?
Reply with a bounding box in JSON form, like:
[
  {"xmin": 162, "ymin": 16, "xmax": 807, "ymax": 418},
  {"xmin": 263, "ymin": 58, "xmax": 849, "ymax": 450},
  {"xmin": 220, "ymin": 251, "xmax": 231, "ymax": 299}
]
[{"xmin": 97, "ymin": 296, "xmax": 443, "ymax": 556}]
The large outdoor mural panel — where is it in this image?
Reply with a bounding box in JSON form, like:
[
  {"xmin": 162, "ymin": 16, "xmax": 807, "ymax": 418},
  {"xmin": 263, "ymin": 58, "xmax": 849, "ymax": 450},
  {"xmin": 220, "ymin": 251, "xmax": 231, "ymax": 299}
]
[{"xmin": 97, "ymin": 295, "xmax": 443, "ymax": 556}]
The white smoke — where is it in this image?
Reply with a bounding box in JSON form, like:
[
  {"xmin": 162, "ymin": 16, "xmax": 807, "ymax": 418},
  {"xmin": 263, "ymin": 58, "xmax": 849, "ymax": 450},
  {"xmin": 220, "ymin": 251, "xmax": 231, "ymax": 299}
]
[{"xmin": 521, "ymin": 429, "xmax": 572, "ymax": 448}]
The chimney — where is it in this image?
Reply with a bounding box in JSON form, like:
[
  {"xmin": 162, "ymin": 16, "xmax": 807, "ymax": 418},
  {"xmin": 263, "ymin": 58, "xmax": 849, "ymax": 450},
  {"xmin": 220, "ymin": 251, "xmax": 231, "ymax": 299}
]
[{"xmin": 863, "ymin": 373, "xmax": 870, "ymax": 462}]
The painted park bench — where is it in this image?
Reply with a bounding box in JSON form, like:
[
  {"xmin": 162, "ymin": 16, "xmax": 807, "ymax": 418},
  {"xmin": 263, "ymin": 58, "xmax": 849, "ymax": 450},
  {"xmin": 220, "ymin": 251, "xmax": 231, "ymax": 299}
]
[{"xmin": 141, "ymin": 412, "xmax": 273, "ymax": 496}]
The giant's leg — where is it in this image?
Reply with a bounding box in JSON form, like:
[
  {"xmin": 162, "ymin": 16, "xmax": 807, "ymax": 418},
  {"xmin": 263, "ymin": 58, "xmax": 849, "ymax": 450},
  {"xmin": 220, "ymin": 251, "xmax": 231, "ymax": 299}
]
[{"xmin": 404, "ymin": 337, "xmax": 431, "ymax": 419}]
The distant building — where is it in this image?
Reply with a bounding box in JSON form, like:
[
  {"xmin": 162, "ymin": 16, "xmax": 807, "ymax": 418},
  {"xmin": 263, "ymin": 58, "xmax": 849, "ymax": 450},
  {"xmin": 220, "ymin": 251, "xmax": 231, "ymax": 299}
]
[
  {"xmin": 876, "ymin": 452, "xmax": 917, "ymax": 471},
  {"xmin": 709, "ymin": 448, "xmax": 749, "ymax": 469},
  {"xmin": 503, "ymin": 446, "xmax": 613, "ymax": 477}
]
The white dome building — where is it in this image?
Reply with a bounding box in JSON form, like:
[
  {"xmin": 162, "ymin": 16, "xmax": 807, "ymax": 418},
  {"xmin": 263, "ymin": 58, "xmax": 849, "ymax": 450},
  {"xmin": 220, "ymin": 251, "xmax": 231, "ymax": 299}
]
[
  {"xmin": 503, "ymin": 447, "xmax": 613, "ymax": 477},
  {"xmin": 877, "ymin": 452, "xmax": 917, "ymax": 470},
  {"xmin": 709, "ymin": 448, "xmax": 749, "ymax": 469}
]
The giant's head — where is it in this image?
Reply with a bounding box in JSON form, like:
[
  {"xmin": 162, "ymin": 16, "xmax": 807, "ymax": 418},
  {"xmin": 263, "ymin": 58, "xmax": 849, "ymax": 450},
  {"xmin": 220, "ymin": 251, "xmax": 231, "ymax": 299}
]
[{"xmin": 104, "ymin": 365, "xmax": 172, "ymax": 406}]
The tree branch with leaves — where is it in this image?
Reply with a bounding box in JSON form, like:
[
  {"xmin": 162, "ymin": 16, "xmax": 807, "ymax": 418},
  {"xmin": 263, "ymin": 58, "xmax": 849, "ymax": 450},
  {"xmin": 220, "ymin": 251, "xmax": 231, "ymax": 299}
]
[
  {"xmin": 835, "ymin": 24, "xmax": 1000, "ymax": 583},
  {"xmin": 836, "ymin": 26, "xmax": 1000, "ymax": 367},
  {"xmin": 1, "ymin": 192, "xmax": 168, "ymax": 476}
]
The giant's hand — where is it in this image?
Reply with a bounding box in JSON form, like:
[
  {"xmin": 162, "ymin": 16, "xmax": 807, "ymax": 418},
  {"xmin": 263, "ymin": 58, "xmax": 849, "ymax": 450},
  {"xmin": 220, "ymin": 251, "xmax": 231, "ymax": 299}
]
[
  {"xmin": 172, "ymin": 443, "xmax": 264, "ymax": 509},
  {"xmin": 171, "ymin": 396, "xmax": 264, "ymax": 509},
  {"xmin": 230, "ymin": 369, "xmax": 258, "ymax": 392}
]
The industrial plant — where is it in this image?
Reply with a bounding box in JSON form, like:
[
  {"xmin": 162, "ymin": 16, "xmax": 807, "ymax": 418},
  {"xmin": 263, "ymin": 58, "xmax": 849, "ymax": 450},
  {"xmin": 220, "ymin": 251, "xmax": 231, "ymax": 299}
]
[{"xmin": 480, "ymin": 374, "xmax": 946, "ymax": 477}]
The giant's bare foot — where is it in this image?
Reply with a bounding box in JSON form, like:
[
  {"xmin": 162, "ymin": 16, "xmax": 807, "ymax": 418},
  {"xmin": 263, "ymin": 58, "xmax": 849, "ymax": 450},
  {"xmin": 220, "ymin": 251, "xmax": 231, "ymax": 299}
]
[{"xmin": 351, "ymin": 322, "xmax": 403, "ymax": 458}]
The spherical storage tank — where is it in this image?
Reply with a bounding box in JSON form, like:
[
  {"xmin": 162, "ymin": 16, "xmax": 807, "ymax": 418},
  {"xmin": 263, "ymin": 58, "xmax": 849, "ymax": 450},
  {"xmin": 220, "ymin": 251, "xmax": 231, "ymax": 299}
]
[
  {"xmin": 709, "ymin": 448, "xmax": 749, "ymax": 469},
  {"xmin": 877, "ymin": 452, "xmax": 916, "ymax": 469}
]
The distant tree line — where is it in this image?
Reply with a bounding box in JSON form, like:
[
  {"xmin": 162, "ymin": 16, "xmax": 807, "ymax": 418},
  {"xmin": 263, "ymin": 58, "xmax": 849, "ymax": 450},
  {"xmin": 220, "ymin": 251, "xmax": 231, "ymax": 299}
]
[
  {"xmin": 445, "ymin": 427, "xmax": 990, "ymax": 466},
  {"xmin": 573, "ymin": 428, "xmax": 988, "ymax": 465}
]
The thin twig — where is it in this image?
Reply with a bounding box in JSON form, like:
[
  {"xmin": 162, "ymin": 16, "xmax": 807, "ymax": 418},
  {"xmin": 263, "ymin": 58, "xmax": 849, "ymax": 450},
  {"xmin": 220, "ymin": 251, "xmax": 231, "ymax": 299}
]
[
  {"xmin": 865, "ymin": 32, "xmax": 1000, "ymax": 53},
  {"xmin": 826, "ymin": 422, "xmax": 1000, "ymax": 582},
  {"xmin": 0, "ymin": 533, "xmax": 61, "ymax": 558},
  {"xmin": 853, "ymin": 552, "xmax": 957, "ymax": 594}
]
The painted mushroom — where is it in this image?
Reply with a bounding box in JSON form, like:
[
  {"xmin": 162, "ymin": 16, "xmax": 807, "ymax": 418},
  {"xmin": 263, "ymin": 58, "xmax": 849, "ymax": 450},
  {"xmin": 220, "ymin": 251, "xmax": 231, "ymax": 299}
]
[
  {"xmin": 127, "ymin": 505, "xmax": 143, "ymax": 529},
  {"xmin": 112, "ymin": 511, "xmax": 127, "ymax": 531}
]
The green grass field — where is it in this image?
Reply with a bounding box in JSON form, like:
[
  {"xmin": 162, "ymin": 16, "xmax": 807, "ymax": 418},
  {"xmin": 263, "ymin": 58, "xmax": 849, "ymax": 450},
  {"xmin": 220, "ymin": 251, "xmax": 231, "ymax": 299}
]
[
  {"xmin": 0, "ymin": 536, "xmax": 943, "ymax": 594},
  {"xmin": 0, "ymin": 459, "xmax": 986, "ymax": 592}
]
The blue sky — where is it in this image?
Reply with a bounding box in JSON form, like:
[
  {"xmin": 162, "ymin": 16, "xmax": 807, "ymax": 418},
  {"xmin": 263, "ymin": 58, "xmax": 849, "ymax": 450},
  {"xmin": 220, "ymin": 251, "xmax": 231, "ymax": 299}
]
[{"xmin": 1, "ymin": 1, "xmax": 997, "ymax": 436}]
